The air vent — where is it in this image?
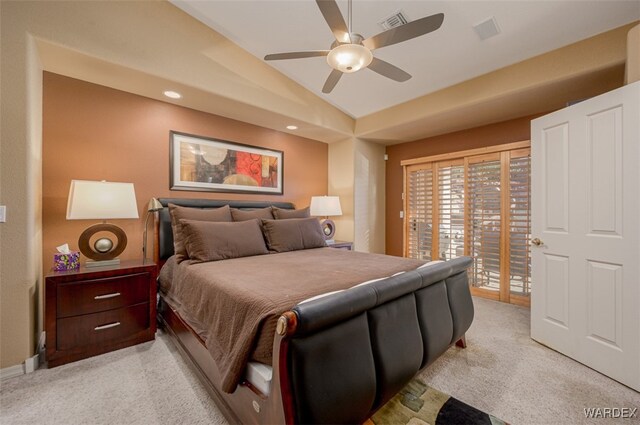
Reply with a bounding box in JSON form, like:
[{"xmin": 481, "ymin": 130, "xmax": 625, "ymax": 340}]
[
  {"xmin": 379, "ymin": 10, "xmax": 409, "ymax": 30},
  {"xmin": 473, "ymin": 16, "xmax": 501, "ymax": 40}
]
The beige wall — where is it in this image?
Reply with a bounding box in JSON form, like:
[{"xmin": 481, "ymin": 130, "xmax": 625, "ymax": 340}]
[
  {"xmin": 327, "ymin": 139, "xmax": 386, "ymax": 254},
  {"xmin": 354, "ymin": 139, "xmax": 385, "ymax": 254},
  {"xmin": 43, "ymin": 73, "xmax": 327, "ymax": 267},
  {"xmin": 626, "ymin": 24, "xmax": 640, "ymax": 84},
  {"xmin": 328, "ymin": 140, "xmax": 355, "ymax": 244},
  {"xmin": 0, "ymin": 16, "xmax": 44, "ymax": 367}
]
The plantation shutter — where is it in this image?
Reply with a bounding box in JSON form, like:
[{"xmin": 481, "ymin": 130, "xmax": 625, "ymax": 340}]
[
  {"xmin": 467, "ymin": 154, "xmax": 502, "ymax": 291},
  {"xmin": 402, "ymin": 141, "xmax": 531, "ymax": 306},
  {"xmin": 406, "ymin": 164, "xmax": 434, "ymax": 260},
  {"xmin": 437, "ymin": 161, "xmax": 465, "ymax": 260},
  {"xmin": 508, "ymin": 151, "xmax": 531, "ymax": 298}
]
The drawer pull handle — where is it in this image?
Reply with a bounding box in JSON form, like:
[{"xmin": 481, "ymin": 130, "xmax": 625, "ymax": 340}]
[
  {"xmin": 94, "ymin": 322, "xmax": 121, "ymax": 331},
  {"xmin": 94, "ymin": 292, "xmax": 121, "ymax": 300}
]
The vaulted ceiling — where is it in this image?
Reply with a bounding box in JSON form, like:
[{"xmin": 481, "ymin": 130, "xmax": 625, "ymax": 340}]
[
  {"xmin": 32, "ymin": 1, "xmax": 638, "ymax": 145},
  {"xmin": 172, "ymin": 0, "xmax": 639, "ymax": 118}
]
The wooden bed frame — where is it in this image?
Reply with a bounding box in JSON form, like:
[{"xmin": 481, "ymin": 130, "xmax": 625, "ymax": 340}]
[{"xmin": 154, "ymin": 198, "xmax": 474, "ymax": 424}]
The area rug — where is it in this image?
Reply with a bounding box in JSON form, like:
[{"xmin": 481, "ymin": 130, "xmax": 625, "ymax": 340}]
[{"xmin": 366, "ymin": 378, "xmax": 508, "ymax": 425}]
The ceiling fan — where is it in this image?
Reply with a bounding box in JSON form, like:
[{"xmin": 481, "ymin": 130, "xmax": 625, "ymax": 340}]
[{"xmin": 264, "ymin": 0, "xmax": 444, "ymax": 94}]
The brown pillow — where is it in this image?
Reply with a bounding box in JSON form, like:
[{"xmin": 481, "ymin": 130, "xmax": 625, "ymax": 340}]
[
  {"xmin": 272, "ymin": 206, "xmax": 310, "ymax": 219},
  {"xmin": 261, "ymin": 218, "xmax": 327, "ymax": 253},
  {"xmin": 169, "ymin": 204, "xmax": 232, "ymax": 262},
  {"xmin": 180, "ymin": 219, "xmax": 268, "ymax": 263},
  {"xmin": 231, "ymin": 207, "xmax": 274, "ymax": 221}
]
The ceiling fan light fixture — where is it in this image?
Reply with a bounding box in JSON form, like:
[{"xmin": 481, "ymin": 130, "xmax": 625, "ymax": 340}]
[{"xmin": 326, "ymin": 43, "xmax": 373, "ymax": 73}]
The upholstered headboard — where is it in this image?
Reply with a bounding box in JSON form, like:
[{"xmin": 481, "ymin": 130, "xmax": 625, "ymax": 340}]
[{"xmin": 154, "ymin": 198, "xmax": 295, "ymax": 262}]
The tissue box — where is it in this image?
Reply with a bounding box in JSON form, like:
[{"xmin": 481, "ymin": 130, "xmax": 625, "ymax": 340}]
[{"xmin": 53, "ymin": 251, "xmax": 80, "ymax": 271}]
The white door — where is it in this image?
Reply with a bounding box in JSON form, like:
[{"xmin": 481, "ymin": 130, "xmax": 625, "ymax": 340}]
[{"xmin": 531, "ymin": 81, "xmax": 640, "ymax": 391}]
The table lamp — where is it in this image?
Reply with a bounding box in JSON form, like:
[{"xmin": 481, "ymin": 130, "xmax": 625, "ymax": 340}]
[
  {"xmin": 66, "ymin": 180, "xmax": 139, "ymax": 267},
  {"xmin": 310, "ymin": 195, "xmax": 342, "ymax": 244}
]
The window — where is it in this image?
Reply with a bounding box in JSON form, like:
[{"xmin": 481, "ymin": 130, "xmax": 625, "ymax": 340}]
[{"xmin": 403, "ymin": 141, "xmax": 531, "ymax": 306}]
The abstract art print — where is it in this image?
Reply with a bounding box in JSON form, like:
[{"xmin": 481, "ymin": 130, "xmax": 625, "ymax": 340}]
[{"xmin": 170, "ymin": 131, "xmax": 283, "ymax": 194}]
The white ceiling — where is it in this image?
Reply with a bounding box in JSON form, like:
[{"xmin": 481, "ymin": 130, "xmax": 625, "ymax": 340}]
[{"xmin": 172, "ymin": 0, "xmax": 639, "ymax": 118}]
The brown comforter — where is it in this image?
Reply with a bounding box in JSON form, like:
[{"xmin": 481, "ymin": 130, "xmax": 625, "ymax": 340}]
[{"xmin": 159, "ymin": 247, "xmax": 425, "ymax": 393}]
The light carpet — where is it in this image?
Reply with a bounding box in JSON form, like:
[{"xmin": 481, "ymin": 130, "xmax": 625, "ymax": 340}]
[{"xmin": 1, "ymin": 297, "xmax": 638, "ymax": 424}]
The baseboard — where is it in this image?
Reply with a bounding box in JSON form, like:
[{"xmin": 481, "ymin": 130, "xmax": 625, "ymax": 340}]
[
  {"xmin": 25, "ymin": 354, "xmax": 39, "ymax": 373},
  {"xmin": 0, "ymin": 334, "xmax": 44, "ymax": 380},
  {"xmin": 0, "ymin": 364, "xmax": 25, "ymax": 381}
]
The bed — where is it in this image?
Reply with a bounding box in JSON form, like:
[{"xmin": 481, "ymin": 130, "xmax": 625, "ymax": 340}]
[{"xmin": 154, "ymin": 198, "xmax": 474, "ymax": 424}]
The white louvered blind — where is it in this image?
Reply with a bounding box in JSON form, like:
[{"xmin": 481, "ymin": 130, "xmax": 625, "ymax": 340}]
[
  {"xmin": 403, "ymin": 143, "xmax": 531, "ymax": 306},
  {"xmin": 406, "ymin": 166, "xmax": 433, "ymax": 260},
  {"xmin": 467, "ymin": 157, "xmax": 502, "ymax": 291},
  {"xmin": 509, "ymin": 154, "xmax": 531, "ymax": 296},
  {"xmin": 437, "ymin": 163, "xmax": 465, "ymax": 261}
]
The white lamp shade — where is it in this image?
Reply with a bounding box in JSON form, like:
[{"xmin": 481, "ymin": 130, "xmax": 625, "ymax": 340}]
[
  {"xmin": 310, "ymin": 196, "xmax": 342, "ymax": 217},
  {"xmin": 66, "ymin": 180, "xmax": 139, "ymax": 220}
]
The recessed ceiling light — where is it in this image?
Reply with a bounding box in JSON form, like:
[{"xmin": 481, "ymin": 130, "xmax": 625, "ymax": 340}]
[
  {"xmin": 286, "ymin": 125, "xmax": 298, "ymax": 130},
  {"xmin": 163, "ymin": 90, "xmax": 182, "ymax": 99}
]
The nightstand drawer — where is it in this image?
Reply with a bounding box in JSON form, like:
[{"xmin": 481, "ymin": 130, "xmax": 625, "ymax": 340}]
[
  {"xmin": 56, "ymin": 302, "xmax": 150, "ymax": 351},
  {"xmin": 57, "ymin": 272, "xmax": 150, "ymax": 318}
]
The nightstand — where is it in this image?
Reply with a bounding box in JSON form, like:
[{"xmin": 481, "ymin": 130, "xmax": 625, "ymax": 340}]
[
  {"xmin": 327, "ymin": 240, "xmax": 353, "ymax": 250},
  {"xmin": 45, "ymin": 260, "xmax": 157, "ymax": 367}
]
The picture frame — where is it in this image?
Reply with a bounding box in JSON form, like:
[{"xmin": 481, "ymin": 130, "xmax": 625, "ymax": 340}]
[{"xmin": 170, "ymin": 131, "xmax": 284, "ymax": 195}]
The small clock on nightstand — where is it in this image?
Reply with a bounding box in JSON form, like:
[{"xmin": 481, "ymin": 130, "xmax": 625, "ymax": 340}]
[
  {"xmin": 327, "ymin": 240, "xmax": 353, "ymax": 251},
  {"xmin": 45, "ymin": 260, "xmax": 157, "ymax": 367}
]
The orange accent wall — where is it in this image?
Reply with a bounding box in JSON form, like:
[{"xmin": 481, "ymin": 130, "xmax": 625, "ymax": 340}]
[
  {"xmin": 43, "ymin": 72, "xmax": 328, "ymax": 266},
  {"xmin": 384, "ymin": 114, "xmax": 542, "ymax": 257}
]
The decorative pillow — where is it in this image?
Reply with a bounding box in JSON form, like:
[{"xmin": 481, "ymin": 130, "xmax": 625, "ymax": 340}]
[
  {"xmin": 180, "ymin": 219, "xmax": 268, "ymax": 263},
  {"xmin": 261, "ymin": 218, "xmax": 327, "ymax": 253},
  {"xmin": 272, "ymin": 206, "xmax": 310, "ymax": 219},
  {"xmin": 231, "ymin": 207, "xmax": 274, "ymax": 221},
  {"xmin": 169, "ymin": 204, "xmax": 232, "ymax": 262}
]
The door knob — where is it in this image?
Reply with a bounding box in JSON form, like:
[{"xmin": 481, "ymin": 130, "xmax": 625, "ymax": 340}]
[{"xmin": 531, "ymin": 238, "xmax": 544, "ymax": 246}]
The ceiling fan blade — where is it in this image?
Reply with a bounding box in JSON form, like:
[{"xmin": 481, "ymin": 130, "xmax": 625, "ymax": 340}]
[
  {"xmin": 316, "ymin": 0, "xmax": 350, "ymax": 43},
  {"xmin": 322, "ymin": 69, "xmax": 343, "ymax": 93},
  {"xmin": 367, "ymin": 57, "xmax": 412, "ymax": 82},
  {"xmin": 363, "ymin": 13, "xmax": 444, "ymax": 50},
  {"xmin": 264, "ymin": 51, "xmax": 330, "ymax": 61}
]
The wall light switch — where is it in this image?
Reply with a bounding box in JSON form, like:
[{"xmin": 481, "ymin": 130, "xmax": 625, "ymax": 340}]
[
  {"xmin": 0, "ymin": 205, "xmax": 5, "ymax": 223},
  {"xmin": 399, "ymin": 211, "xmax": 404, "ymax": 219}
]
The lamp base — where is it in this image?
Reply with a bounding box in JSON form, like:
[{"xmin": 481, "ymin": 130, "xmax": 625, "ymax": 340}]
[
  {"xmin": 78, "ymin": 223, "xmax": 127, "ymax": 261},
  {"xmin": 320, "ymin": 219, "xmax": 336, "ymax": 240},
  {"xmin": 85, "ymin": 258, "xmax": 121, "ymax": 268}
]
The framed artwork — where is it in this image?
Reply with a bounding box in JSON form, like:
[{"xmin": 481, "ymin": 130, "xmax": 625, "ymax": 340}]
[{"xmin": 170, "ymin": 131, "xmax": 283, "ymax": 194}]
